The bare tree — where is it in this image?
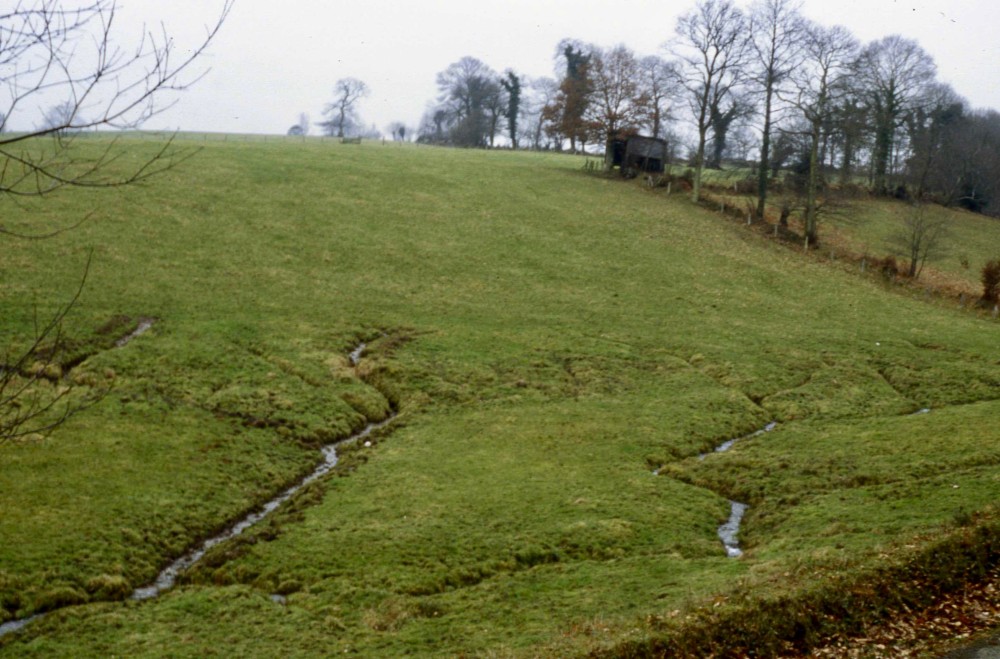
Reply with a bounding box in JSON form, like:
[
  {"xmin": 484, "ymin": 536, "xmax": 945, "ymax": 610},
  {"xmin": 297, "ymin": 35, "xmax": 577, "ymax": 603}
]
[
  {"xmin": 320, "ymin": 78, "xmax": 370, "ymax": 138},
  {"xmin": 854, "ymin": 35, "xmax": 937, "ymax": 195},
  {"xmin": 522, "ymin": 76, "xmax": 559, "ymax": 150},
  {"xmin": 786, "ymin": 22, "xmax": 858, "ymax": 245},
  {"xmin": 386, "ymin": 121, "xmax": 407, "ymax": 142},
  {"xmin": 673, "ymin": 0, "xmax": 749, "ymax": 201},
  {"xmin": 1, "ymin": 1, "xmax": 232, "ymax": 443},
  {"xmin": 483, "ymin": 80, "xmax": 507, "ymax": 148},
  {"xmin": 830, "ymin": 96, "xmax": 870, "ymax": 185},
  {"xmin": 889, "ymin": 203, "xmax": 949, "ymax": 279},
  {"xmin": 585, "ymin": 45, "xmax": 647, "ymax": 169},
  {"xmin": 434, "ymin": 56, "xmax": 500, "ymax": 148},
  {"xmin": 748, "ymin": 0, "xmax": 805, "ymax": 219},
  {"xmin": 637, "ymin": 55, "xmax": 679, "ymax": 140},
  {"xmin": 41, "ymin": 101, "xmax": 80, "ymax": 134},
  {"xmin": 0, "ymin": 1, "xmax": 232, "ymax": 211},
  {"xmin": 416, "ymin": 105, "xmax": 450, "ymax": 144}
]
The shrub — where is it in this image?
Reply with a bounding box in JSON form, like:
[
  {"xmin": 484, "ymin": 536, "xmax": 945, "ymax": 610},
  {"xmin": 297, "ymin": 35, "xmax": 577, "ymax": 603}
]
[
  {"xmin": 981, "ymin": 259, "xmax": 1000, "ymax": 303},
  {"xmin": 874, "ymin": 255, "xmax": 899, "ymax": 281}
]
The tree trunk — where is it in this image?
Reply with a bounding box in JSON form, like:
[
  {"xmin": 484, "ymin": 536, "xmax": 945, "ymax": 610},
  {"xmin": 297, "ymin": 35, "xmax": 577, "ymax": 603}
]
[
  {"xmin": 756, "ymin": 87, "xmax": 774, "ymax": 219},
  {"xmin": 840, "ymin": 131, "xmax": 854, "ymax": 185},
  {"xmin": 872, "ymin": 116, "xmax": 893, "ymax": 194},
  {"xmin": 692, "ymin": 127, "xmax": 707, "ymax": 203},
  {"xmin": 805, "ymin": 120, "xmax": 821, "ymax": 246}
]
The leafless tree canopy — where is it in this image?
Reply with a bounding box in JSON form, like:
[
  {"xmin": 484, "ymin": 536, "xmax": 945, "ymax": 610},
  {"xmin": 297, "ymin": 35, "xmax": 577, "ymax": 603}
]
[
  {"xmin": 586, "ymin": 44, "xmax": 647, "ymax": 163},
  {"xmin": 784, "ymin": 23, "xmax": 859, "ymax": 243},
  {"xmin": 0, "ymin": 1, "xmax": 233, "ymax": 218},
  {"xmin": 673, "ymin": 0, "xmax": 749, "ymax": 202},
  {"xmin": 747, "ymin": 0, "xmax": 805, "ymax": 218},
  {"xmin": 425, "ymin": 57, "xmax": 503, "ymax": 148},
  {"xmin": 638, "ymin": 55, "xmax": 679, "ymax": 140},
  {"xmin": 889, "ymin": 203, "xmax": 949, "ymax": 279},
  {"xmin": 1, "ymin": 1, "xmax": 231, "ymax": 443},
  {"xmin": 854, "ymin": 35, "xmax": 937, "ymax": 195},
  {"xmin": 319, "ymin": 77, "xmax": 370, "ymax": 138}
]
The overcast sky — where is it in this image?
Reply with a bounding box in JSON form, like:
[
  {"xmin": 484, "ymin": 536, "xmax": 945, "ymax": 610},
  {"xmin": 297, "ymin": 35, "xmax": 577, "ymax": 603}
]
[{"xmin": 113, "ymin": 0, "xmax": 1000, "ymax": 135}]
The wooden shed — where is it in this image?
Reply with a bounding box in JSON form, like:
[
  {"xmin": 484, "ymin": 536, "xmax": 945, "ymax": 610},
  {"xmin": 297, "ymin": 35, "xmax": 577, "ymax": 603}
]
[{"xmin": 607, "ymin": 135, "xmax": 668, "ymax": 178}]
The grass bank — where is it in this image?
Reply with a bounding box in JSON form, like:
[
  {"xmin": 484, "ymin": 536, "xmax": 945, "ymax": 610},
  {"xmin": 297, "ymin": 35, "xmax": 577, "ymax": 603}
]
[{"xmin": 0, "ymin": 139, "xmax": 997, "ymax": 656}]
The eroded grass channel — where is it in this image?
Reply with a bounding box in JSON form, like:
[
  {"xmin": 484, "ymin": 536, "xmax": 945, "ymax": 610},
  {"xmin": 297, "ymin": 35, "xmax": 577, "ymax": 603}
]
[
  {"xmin": 0, "ymin": 340, "xmax": 393, "ymax": 639},
  {"xmin": 703, "ymin": 421, "xmax": 777, "ymax": 559}
]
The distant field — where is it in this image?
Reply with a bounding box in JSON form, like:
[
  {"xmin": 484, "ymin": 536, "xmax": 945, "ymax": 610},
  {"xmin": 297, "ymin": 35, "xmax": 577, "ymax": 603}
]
[
  {"xmin": 0, "ymin": 139, "xmax": 997, "ymax": 656},
  {"xmin": 824, "ymin": 198, "xmax": 1000, "ymax": 286},
  {"xmin": 701, "ymin": 169, "xmax": 1000, "ymax": 293}
]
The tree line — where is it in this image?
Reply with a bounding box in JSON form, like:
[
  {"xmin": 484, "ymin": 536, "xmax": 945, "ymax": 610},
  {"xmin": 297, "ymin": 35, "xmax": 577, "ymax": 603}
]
[{"xmin": 396, "ymin": 0, "xmax": 1000, "ymax": 227}]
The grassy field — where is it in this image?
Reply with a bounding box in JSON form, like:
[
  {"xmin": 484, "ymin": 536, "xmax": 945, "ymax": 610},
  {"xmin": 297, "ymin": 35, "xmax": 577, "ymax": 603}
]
[
  {"xmin": 702, "ymin": 171, "xmax": 1000, "ymax": 293},
  {"xmin": 824, "ymin": 198, "xmax": 1000, "ymax": 286},
  {"xmin": 0, "ymin": 138, "xmax": 998, "ymax": 656}
]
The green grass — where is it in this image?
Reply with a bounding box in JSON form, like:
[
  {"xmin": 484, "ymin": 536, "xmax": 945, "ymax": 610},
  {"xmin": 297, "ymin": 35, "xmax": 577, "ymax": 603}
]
[
  {"xmin": 704, "ymin": 177, "xmax": 1000, "ymax": 292},
  {"xmin": 1, "ymin": 139, "xmax": 998, "ymax": 656},
  {"xmin": 824, "ymin": 198, "xmax": 1000, "ymax": 287}
]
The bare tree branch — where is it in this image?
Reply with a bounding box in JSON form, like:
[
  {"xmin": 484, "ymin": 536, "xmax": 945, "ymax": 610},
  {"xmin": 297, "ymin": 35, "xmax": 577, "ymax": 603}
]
[
  {"xmin": 1, "ymin": 1, "xmax": 232, "ymax": 443},
  {"xmin": 1, "ymin": 250, "xmax": 112, "ymax": 444},
  {"xmin": 0, "ymin": 1, "xmax": 233, "ymax": 201}
]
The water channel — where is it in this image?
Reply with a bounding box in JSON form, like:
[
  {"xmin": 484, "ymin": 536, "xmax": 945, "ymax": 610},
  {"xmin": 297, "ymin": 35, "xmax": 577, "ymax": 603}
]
[{"xmin": 1, "ymin": 340, "xmax": 388, "ymax": 638}]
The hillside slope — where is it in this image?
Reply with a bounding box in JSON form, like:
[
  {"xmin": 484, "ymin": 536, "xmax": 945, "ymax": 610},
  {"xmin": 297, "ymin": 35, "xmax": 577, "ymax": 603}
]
[{"xmin": 1, "ymin": 139, "xmax": 997, "ymax": 656}]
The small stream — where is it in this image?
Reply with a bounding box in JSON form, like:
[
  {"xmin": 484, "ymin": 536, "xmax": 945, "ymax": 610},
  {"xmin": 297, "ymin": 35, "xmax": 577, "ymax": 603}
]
[
  {"xmin": 700, "ymin": 421, "xmax": 777, "ymax": 460},
  {"xmin": 1, "ymin": 341, "xmax": 389, "ymax": 638},
  {"xmin": 704, "ymin": 422, "xmax": 776, "ymax": 558},
  {"xmin": 131, "ymin": 415, "xmax": 392, "ymax": 601},
  {"xmin": 0, "ymin": 616, "xmax": 40, "ymax": 638},
  {"xmin": 114, "ymin": 318, "xmax": 156, "ymax": 348},
  {"xmin": 348, "ymin": 342, "xmax": 366, "ymax": 366},
  {"xmin": 706, "ymin": 410, "xmax": 930, "ymax": 557},
  {"xmin": 718, "ymin": 502, "xmax": 749, "ymax": 558},
  {"xmin": 131, "ymin": 340, "xmax": 385, "ymax": 600}
]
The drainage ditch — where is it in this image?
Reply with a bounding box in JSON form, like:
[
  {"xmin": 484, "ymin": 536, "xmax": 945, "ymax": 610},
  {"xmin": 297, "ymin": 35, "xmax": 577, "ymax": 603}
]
[
  {"xmin": 706, "ymin": 422, "xmax": 777, "ymax": 559},
  {"xmin": 654, "ymin": 421, "xmax": 778, "ymax": 559},
  {"xmin": 1, "ymin": 339, "xmax": 391, "ymax": 639}
]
